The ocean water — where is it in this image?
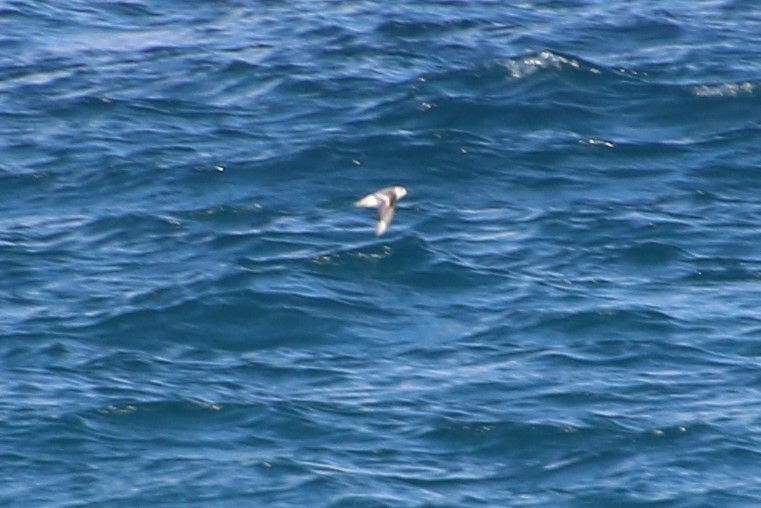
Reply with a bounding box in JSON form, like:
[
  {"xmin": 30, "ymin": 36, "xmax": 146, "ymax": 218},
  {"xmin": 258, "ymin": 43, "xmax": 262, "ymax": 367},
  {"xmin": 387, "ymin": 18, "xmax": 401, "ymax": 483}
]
[{"xmin": 2, "ymin": 1, "xmax": 761, "ymax": 506}]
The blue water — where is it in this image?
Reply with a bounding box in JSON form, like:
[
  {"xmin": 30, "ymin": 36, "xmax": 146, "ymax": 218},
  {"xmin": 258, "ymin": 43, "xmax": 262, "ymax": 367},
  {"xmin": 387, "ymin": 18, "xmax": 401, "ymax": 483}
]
[{"xmin": 3, "ymin": 1, "xmax": 761, "ymax": 506}]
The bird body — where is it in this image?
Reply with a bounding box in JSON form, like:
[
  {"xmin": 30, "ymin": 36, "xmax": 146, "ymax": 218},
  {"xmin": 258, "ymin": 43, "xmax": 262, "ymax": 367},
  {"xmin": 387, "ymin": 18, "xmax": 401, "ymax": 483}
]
[{"xmin": 355, "ymin": 186, "xmax": 407, "ymax": 236}]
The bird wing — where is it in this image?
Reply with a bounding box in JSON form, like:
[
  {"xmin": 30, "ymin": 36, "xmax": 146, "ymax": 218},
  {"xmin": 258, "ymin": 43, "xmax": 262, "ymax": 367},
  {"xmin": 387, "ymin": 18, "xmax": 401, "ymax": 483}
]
[
  {"xmin": 375, "ymin": 202, "xmax": 396, "ymax": 236},
  {"xmin": 355, "ymin": 188, "xmax": 394, "ymax": 208}
]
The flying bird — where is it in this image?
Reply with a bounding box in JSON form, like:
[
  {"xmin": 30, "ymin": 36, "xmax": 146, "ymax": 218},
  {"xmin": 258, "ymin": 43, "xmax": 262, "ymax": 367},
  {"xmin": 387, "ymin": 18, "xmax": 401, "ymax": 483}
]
[{"xmin": 355, "ymin": 185, "xmax": 407, "ymax": 236}]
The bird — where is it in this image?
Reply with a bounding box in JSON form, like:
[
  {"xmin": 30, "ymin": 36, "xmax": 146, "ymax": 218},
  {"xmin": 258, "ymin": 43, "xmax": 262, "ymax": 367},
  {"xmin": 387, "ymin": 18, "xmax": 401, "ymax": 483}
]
[{"xmin": 355, "ymin": 185, "xmax": 407, "ymax": 236}]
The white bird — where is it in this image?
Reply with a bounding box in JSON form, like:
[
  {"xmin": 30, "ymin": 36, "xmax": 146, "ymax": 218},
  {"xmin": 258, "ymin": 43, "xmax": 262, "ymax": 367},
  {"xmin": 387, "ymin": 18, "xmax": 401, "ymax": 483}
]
[{"xmin": 355, "ymin": 186, "xmax": 407, "ymax": 236}]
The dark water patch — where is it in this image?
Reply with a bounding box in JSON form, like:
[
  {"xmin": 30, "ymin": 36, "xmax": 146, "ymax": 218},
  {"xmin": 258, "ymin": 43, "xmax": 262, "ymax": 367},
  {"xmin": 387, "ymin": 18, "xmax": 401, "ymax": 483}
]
[
  {"xmin": 308, "ymin": 235, "xmax": 436, "ymax": 279},
  {"xmin": 91, "ymin": 399, "xmax": 256, "ymax": 438},
  {"xmin": 376, "ymin": 17, "xmax": 481, "ymax": 40},
  {"xmin": 519, "ymin": 306, "xmax": 678, "ymax": 343},
  {"xmin": 617, "ymin": 240, "xmax": 689, "ymax": 267},
  {"xmin": 86, "ymin": 289, "xmax": 356, "ymax": 352}
]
